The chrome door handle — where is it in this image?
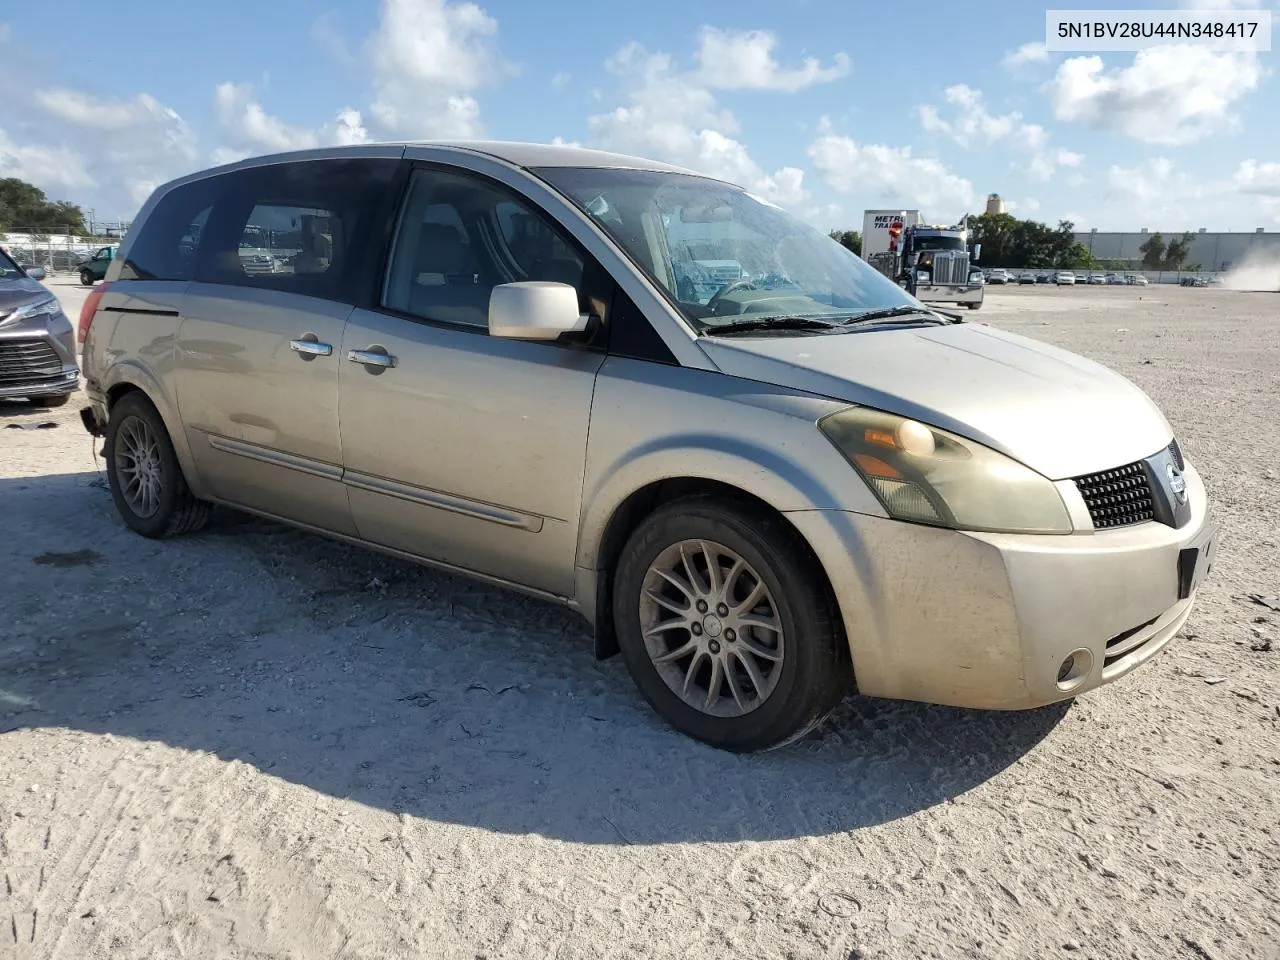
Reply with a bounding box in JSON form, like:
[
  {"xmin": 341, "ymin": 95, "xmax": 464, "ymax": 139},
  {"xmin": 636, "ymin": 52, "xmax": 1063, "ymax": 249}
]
[
  {"xmin": 290, "ymin": 339, "xmax": 333, "ymax": 357},
  {"xmin": 347, "ymin": 348, "xmax": 397, "ymax": 369}
]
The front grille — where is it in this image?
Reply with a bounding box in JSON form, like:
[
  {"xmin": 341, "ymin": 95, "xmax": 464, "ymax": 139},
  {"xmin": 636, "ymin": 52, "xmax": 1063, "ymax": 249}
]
[
  {"xmin": 0, "ymin": 338, "xmax": 62, "ymax": 386},
  {"xmin": 1074, "ymin": 459, "xmax": 1156, "ymax": 529},
  {"xmin": 929, "ymin": 252, "xmax": 971, "ymax": 285},
  {"xmin": 1170, "ymin": 438, "xmax": 1185, "ymax": 470}
]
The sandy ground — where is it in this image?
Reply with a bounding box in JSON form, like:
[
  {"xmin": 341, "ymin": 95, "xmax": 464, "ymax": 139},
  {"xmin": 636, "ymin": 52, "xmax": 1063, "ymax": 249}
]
[{"xmin": 2, "ymin": 278, "xmax": 1278, "ymax": 960}]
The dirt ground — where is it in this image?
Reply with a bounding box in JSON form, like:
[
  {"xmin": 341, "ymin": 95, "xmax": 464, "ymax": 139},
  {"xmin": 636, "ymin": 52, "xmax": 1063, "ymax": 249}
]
[{"xmin": 2, "ymin": 278, "xmax": 1278, "ymax": 960}]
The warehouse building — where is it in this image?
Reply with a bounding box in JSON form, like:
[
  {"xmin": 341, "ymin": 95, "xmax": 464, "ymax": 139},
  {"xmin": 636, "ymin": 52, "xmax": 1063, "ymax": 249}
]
[{"xmin": 1073, "ymin": 228, "xmax": 1280, "ymax": 272}]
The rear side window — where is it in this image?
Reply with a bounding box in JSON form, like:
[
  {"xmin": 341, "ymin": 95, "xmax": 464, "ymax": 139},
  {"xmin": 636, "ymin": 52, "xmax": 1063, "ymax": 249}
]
[
  {"xmin": 195, "ymin": 158, "xmax": 398, "ymax": 303},
  {"xmin": 118, "ymin": 180, "xmax": 216, "ymax": 282}
]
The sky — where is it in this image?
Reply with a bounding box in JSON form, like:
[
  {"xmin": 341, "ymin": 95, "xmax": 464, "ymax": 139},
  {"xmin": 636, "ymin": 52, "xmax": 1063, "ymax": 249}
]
[{"xmin": 0, "ymin": 0, "xmax": 1277, "ymax": 232}]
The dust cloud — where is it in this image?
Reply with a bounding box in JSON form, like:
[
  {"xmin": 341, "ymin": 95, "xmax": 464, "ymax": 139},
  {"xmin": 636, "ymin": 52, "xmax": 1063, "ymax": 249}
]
[{"xmin": 1222, "ymin": 249, "xmax": 1280, "ymax": 291}]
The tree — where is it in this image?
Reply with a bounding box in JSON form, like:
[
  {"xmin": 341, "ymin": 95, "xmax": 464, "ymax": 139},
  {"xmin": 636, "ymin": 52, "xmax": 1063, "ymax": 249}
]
[
  {"xmin": 1139, "ymin": 232, "xmax": 1166, "ymax": 270},
  {"xmin": 1162, "ymin": 232, "xmax": 1194, "ymax": 270},
  {"xmin": 0, "ymin": 177, "xmax": 88, "ymax": 234},
  {"xmin": 828, "ymin": 229, "xmax": 861, "ymax": 256}
]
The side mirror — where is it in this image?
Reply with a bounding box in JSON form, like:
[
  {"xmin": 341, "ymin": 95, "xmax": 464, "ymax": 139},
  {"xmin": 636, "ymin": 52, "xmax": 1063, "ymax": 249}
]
[
  {"xmin": 488, "ymin": 281, "xmax": 589, "ymax": 340},
  {"xmin": 972, "ymin": 243, "xmax": 982, "ymax": 263}
]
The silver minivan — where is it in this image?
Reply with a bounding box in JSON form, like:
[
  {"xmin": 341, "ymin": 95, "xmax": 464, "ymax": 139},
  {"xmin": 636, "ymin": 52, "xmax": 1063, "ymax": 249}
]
[{"xmin": 79, "ymin": 142, "xmax": 1217, "ymax": 751}]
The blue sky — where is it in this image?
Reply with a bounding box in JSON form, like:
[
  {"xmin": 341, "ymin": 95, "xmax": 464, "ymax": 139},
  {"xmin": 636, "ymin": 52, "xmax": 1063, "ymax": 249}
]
[{"xmin": 0, "ymin": 0, "xmax": 1277, "ymax": 231}]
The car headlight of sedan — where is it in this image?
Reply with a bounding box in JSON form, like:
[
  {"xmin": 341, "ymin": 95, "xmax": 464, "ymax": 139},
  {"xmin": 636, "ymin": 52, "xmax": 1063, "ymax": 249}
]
[
  {"xmin": 818, "ymin": 407, "xmax": 1072, "ymax": 534},
  {"xmin": 0, "ymin": 294, "xmax": 60, "ymax": 328}
]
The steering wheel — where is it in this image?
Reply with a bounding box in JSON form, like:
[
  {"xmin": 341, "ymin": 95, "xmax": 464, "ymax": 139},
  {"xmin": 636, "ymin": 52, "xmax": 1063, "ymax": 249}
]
[{"xmin": 706, "ymin": 278, "xmax": 757, "ymax": 312}]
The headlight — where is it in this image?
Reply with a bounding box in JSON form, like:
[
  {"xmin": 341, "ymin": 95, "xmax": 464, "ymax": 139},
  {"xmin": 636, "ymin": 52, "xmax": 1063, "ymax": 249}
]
[
  {"xmin": 2, "ymin": 295, "xmax": 60, "ymax": 326},
  {"xmin": 818, "ymin": 407, "xmax": 1072, "ymax": 534}
]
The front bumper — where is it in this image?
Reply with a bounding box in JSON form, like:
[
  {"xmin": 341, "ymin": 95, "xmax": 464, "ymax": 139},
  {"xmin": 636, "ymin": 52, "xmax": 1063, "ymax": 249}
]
[
  {"xmin": 916, "ymin": 283, "xmax": 983, "ymax": 305},
  {"xmin": 786, "ymin": 461, "xmax": 1212, "ymax": 710},
  {"xmin": 0, "ymin": 309, "xmax": 79, "ymax": 400}
]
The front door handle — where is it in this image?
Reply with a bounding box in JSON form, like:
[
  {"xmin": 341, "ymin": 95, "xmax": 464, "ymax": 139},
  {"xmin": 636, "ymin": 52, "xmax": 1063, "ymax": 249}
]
[
  {"xmin": 290, "ymin": 338, "xmax": 333, "ymax": 357},
  {"xmin": 347, "ymin": 348, "xmax": 397, "ymax": 369}
]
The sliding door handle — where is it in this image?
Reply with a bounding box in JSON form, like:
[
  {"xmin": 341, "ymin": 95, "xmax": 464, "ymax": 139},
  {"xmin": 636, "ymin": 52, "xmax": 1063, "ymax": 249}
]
[
  {"xmin": 290, "ymin": 338, "xmax": 333, "ymax": 357},
  {"xmin": 348, "ymin": 348, "xmax": 397, "ymax": 369}
]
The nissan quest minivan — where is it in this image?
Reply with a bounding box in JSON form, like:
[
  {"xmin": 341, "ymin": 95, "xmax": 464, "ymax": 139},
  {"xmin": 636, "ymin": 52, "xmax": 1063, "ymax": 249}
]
[{"xmin": 79, "ymin": 142, "xmax": 1217, "ymax": 751}]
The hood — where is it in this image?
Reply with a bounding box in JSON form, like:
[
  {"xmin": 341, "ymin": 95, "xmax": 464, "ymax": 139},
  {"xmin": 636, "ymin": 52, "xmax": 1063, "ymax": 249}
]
[
  {"xmin": 0, "ymin": 276, "xmax": 53, "ymax": 316},
  {"xmin": 698, "ymin": 323, "xmax": 1173, "ymax": 480}
]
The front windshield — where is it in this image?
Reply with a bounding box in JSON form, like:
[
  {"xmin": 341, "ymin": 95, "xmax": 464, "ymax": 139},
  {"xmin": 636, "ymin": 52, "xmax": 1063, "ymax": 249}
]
[
  {"xmin": 535, "ymin": 167, "xmax": 916, "ymax": 331},
  {"xmin": 911, "ymin": 235, "xmax": 964, "ymax": 253}
]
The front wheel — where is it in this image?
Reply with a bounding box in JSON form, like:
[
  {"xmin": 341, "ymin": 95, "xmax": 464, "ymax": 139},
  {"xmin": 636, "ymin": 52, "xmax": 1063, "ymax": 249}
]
[
  {"xmin": 105, "ymin": 392, "xmax": 211, "ymax": 538},
  {"xmin": 966, "ymin": 301, "xmax": 982, "ymax": 310},
  {"xmin": 612, "ymin": 497, "xmax": 851, "ymax": 752},
  {"xmin": 79, "ymin": 269, "xmax": 94, "ymax": 286}
]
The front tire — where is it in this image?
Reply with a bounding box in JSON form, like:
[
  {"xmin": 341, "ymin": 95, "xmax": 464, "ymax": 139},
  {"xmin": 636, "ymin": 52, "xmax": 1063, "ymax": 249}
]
[
  {"xmin": 79, "ymin": 268, "xmax": 95, "ymax": 286},
  {"xmin": 105, "ymin": 392, "xmax": 211, "ymax": 538},
  {"xmin": 966, "ymin": 301, "xmax": 982, "ymax": 310},
  {"xmin": 612, "ymin": 497, "xmax": 851, "ymax": 752}
]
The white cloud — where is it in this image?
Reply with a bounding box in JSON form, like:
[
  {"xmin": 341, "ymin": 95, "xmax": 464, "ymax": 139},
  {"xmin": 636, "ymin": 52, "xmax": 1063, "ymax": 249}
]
[
  {"xmin": 1233, "ymin": 160, "xmax": 1280, "ymax": 197},
  {"xmin": 324, "ymin": 108, "xmax": 370, "ymax": 146},
  {"xmin": 692, "ymin": 28, "xmax": 849, "ymax": 92},
  {"xmin": 808, "ymin": 129, "xmax": 975, "ymax": 217},
  {"xmin": 365, "ymin": 0, "xmax": 507, "ymax": 138},
  {"xmin": 1046, "ymin": 46, "xmax": 1263, "ymax": 145},
  {"xmin": 1003, "ymin": 41, "xmax": 1048, "ymax": 68},
  {"xmin": 586, "ymin": 38, "xmax": 810, "ymax": 207},
  {"xmin": 29, "ymin": 87, "xmax": 199, "ymax": 211},
  {"xmin": 551, "ymin": 71, "xmax": 571, "ymax": 90},
  {"xmin": 917, "ymin": 84, "xmax": 1081, "ymax": 181},
  {"xmin": 0, "ymin": 127, "xmax": 94, "ymax": 195},
  {"xmin": 213, "ymin": 83, "xmax": 320, "ymax": 153}
]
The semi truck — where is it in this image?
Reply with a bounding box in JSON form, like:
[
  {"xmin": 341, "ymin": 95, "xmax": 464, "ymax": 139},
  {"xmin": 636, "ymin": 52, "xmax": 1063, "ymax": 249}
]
[{"xmin": 861, "ymin": 209, "xmax": 984, "ymax": 310}]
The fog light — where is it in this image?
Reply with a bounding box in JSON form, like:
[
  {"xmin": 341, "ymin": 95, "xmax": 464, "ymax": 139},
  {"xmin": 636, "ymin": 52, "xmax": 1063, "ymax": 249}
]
[{"xmin": 1056, "ymin": 648, "xmax": 1094, "ymax": 692}]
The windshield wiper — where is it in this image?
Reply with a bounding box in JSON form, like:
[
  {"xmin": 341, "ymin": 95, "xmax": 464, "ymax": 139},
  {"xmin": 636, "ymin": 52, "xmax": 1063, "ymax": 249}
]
[
  {"xmin": 703, "ymin": 315, "xmax": 843, "ymax": 336},
  {"xmin": 842, "ymin": 305, "xmax": 959, "ymax": 326}
]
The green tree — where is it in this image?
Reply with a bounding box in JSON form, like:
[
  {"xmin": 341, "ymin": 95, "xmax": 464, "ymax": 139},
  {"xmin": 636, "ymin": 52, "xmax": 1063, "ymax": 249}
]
[
  {"xmin": 1162, "ymin": 232, "xmax": 1194, "ymax": 270},
  {"xmin": 828, "ymin": 229, "xmax": 861, "ymax": 256},
  {"xmin": 0, "ymin": 177, "xmax": 88, "ymax": 234},
  {"xmin": 1139, "ymin": 232, "xmax": 1166, "ymax": 270}
]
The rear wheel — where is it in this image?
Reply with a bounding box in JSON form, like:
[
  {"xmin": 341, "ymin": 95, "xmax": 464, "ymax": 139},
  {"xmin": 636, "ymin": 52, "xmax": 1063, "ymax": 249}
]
[
  {"xmin": 966, "ymin": 301, "xmax": 982, "ymax": 310},
  {"xmin": 612, "ymin": 497, "xmax": 851, "ymax": 752},
  {"xmin": 105, "ymin": 393, "xmax": 211, "ymax": 538},
  {"xmin": 79, "ymin": 268, "xmax": 94, "ymax": 286}
]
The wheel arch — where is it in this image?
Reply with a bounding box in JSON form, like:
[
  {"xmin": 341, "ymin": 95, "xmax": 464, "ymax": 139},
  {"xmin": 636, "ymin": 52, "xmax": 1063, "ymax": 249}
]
[
  {"xmin": 585, "ymin": 475, "xmax": 844, "ymax": 663},
  {"xmin": 101, "ymin": 365, "xmax": 207, "ymax": 499}
]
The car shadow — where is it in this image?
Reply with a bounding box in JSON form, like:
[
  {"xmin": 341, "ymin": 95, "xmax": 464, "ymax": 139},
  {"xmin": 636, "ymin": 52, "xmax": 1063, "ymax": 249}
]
[{"xmin": 2, "ymin": 470, "xmax": 1068, "ymax": 845}]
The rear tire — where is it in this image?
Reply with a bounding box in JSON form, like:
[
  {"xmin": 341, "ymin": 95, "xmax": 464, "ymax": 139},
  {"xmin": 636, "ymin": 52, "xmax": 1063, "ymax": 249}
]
[
  {"xmin": 966, "ymin": 301, "xmax": 982, "ymax": 310},
  {"xmin": 105, "ymin": 392, "xmax": 211, "ymax": 538},
  {"xmin": 80, "ymin": 269, "xmax": 94, "ymax": 286},
  {"xmin": 612, "ymin": 496, "xmax": 851, "ymax": 752}
]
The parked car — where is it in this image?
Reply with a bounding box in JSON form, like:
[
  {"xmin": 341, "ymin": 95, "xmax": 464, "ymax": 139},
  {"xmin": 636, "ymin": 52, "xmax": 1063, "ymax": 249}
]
[
  {"xmin": 78, "ymin": 244, "xmax": 119, "ymax": 286},
  {"xmin": 1017, "ymin": 272, "xmax": 1037, "ymax": 285},
  {"xmin": 984, "ymin": 268, "xmax": 1010, "ymax": 285},
  {"xmin": 1105, "ymin": 274, "xmax": 1126, "ymax": 285},
  {"xmin": 1054, "ymin": 271, "xmax": 1076, "ymax": 286},
  {"xmin": 77, "ymin": 142, "xmax": 1218, "ymax": 751},
  {"xmin": 1087, "ymin": 274, "xmax": 1106, "ymax": 285},
  {"xmin": 1126, "ymin": 274, "xmax": 1149, "ymax": 286},
  {"xmin": 0, "ymin": 246, "xmax": 79, "ymax": 406},
  {"xmin": 1180, "ymin": 276, "xmax": 1208, "ymax": 288},
  {"xmin": 1035, "ymin": 273, "xmax": 1052, "ymax": 284}
]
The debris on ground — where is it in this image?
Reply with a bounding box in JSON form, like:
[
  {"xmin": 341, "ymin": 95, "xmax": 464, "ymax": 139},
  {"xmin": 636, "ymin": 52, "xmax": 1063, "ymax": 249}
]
[{"xmin": 1246, "ymin": 594, "xmax": 1280, "ymax": 612}]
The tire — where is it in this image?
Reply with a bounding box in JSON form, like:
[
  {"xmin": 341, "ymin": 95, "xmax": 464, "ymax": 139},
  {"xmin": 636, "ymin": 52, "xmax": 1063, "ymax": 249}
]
[
  {"xmin": 966, "ymin": 301, "xmax": 982, "ymax": 310},
  {"xmin": 612, "ymin": 496, "xmax": 852, "ymax": 752},
  {"xmin": 30, "ymin": 393, "xmax": 71, "ymax": 407},
  {"xmin": 80, "ymin": 269, "xmax": 95, "ymax": 286},
  {"xmin": 105, "ymin": 392, "xmax": 211, "ymax": 538}
]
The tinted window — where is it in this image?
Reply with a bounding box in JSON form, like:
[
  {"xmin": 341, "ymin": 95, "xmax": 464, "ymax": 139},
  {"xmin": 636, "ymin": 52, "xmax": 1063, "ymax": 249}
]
[
  {"xmin": 383, "ymin": 168, "xmax": 587, "ymax": 330},
  {"xmin": 195, "ymin": 158, "xmax": 398, "ymax": 303},
  {"xmin": 118, "ymin": 179, "xmax": 218, "ymax": 282}
]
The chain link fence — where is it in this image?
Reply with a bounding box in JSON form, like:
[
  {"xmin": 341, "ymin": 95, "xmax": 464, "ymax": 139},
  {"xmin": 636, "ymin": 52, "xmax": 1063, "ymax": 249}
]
[{"xmin": 1, "ymin": 226, "xmax": 129, "ymax": 275}]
